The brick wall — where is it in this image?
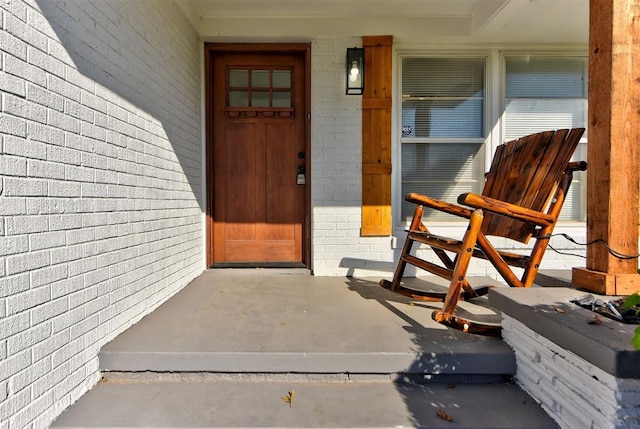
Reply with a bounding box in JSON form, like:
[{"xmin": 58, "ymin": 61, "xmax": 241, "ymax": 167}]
[
  {"xmin": 310, "ymin": 37, "xmax": 395, "ymax": 277},
  {"xmin": 0, "ymin": 1, "xmax": 203, "ymax": 427}
]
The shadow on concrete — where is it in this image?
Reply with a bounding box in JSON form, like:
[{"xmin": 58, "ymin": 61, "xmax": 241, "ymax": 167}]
[{"xmin": 345, "ymin": 276, "xmax": 519, "ymax": 427}]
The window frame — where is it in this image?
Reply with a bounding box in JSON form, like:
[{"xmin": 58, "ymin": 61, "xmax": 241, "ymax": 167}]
[
  {"xmin": 500, "ymin": 51, "xmax": 589, "ymax": 223},
  {"xmin": 393, "ymin": 48, "xmax": 589, "ymax": 240},
  {"xmin": 394, "ymin": 51, "xmax": 492, "ymax": 230}
]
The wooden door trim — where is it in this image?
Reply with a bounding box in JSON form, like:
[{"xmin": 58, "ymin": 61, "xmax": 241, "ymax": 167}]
[{"xmin": 204, "ymin": 43, "xmax": 311, "ymax": 268}]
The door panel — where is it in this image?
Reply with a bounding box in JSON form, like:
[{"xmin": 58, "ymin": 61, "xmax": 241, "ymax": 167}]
[{"xmin": 209, "ymin": 48, "xmax": 307, "ymax": 266}]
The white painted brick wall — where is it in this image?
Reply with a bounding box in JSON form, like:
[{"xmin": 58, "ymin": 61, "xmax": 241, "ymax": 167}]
[
  {"xmin": 0, "ymin": 1, "xmax": 203, "ymax": 428},
  {"xmin": 310, "ymin": 37, "xmax": 588, "ymax": 279},
  {"xmin": 311, "ymin": 37, "xmax": 396, "ymax": 277},
  {"xmin": 502, "ymin": 314, "xmax": 640, "ymax": 429}
]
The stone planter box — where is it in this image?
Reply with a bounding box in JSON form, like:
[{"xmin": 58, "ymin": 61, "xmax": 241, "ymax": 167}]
[{"xmin": 491, "ymin": 287, "xmax": 640, "ymax": 429}]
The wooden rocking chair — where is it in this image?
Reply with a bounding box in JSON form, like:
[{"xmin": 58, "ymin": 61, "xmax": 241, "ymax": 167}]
[{"xmin": 380, "ymin": 128, "xmax": 587, "ymax": 335}]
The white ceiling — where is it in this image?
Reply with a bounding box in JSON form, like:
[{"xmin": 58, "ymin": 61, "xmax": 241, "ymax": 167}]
[
  {"xmin": 184, "ymin": 0, "xmax": 483, "ymax": 18},
  {"xmin": 177, "ymin": 0, "xmax": 589, "ymax": 44}
]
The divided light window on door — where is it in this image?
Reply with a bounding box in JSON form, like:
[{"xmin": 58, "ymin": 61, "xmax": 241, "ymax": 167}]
[{"xmin": 227, "ymin": 68, "xmax": 293, "ymax": 118}]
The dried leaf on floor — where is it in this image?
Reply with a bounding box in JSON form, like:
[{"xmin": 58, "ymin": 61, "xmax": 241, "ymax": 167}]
[
  {"xmin": 553, "ymin": 306, "xmax": 566, "ymax": 314},
  {"xmin": 437, "ymin": 409, "xmax": 453, "ymax": 421},
  {"xmin": 281, "ymin": 390, "xmax": 295, "ymax": 408},
  {"xmin": 587, "ymin": 315, "xmax": 602, "ymax": 325}
]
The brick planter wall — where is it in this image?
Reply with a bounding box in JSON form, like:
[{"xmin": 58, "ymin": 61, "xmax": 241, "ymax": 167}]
[
  {"xmin": 503, "ymin": 315, "xmax": 640, "ymax": 429},
  {"xmin": 492, "ymin": 287, "xmax": 640, "ymax": 429}
]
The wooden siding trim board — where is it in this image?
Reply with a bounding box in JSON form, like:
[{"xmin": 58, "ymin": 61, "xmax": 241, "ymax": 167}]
[{"xmin": 361, "ymin": 35, "xmax": 393, "ymax": 236}]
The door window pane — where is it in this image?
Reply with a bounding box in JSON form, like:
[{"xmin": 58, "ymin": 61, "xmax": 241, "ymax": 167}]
[
  {"xmin": 229, "ymin": 90, "xmax": 249, "ymax": 107},
  {"xmin": 229, "ymin": 70, "xmax": 248, "ymax": 87},
  {"xmin": 273, "ymin": 91, "xmax": 291, "ymax": 107},
  {"xmin": 273, "ymin": 71, "xmax": 291, "ymax": 88},
  {"xmin": 252, "ymin": 70, "xmax": 270, "ymax": 87},
  {"xmin": 251, "ymin": 91, "xmax": 270, "ymax": 107}
]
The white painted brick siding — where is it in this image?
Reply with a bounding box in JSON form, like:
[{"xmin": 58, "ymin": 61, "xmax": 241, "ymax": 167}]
[
  {"xmin": 502, "ymin": 314, "xmax": 640, "ymax": 429},
  {"xmin": 309, "ymin": 37, "xmax": 587, "ymax": 279},
  {"xmin": 311, "ymin": 37, "xmax": 395, "ymax": 277},
  {"xmin": 0, "ymin": 1, "xmax": 203, "ymax": 428}
]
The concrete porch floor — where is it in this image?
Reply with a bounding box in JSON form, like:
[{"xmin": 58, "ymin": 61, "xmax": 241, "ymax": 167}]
[
  {"xmin": 98, "ymin": 270, "xmax": 514, "ymax": 375},
  {"xmin": 52, "ymin": 270, "xmax": 559, "ymax": 428}
]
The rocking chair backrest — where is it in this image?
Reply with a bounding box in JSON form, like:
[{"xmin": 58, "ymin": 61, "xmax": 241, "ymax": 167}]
[{"xmin": 480, "ymin": 128, "xmax": 585, "ymax": 243}]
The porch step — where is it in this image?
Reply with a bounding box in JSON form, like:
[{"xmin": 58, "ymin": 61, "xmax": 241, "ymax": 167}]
[
  {"xmin": 96, "ymin": 272, "xmax": 516, "ymax": 377},
  {"xmin": 52, "ymin": 373, "xmax": 558, "ymax": 428},
  {"xmin": 52, "ymin": 272, "xmax": 555, "ymax": 427}
]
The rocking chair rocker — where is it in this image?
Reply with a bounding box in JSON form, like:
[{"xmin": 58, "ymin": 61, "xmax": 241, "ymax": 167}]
[{"xmin": 380, "ymin": 128, "xmax": 587, "ymax": 335}]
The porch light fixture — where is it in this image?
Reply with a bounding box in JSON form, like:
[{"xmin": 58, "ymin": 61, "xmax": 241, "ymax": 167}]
[{"xmin": 346, "ymin": 48, "xmax": 365, "ymax": 95}]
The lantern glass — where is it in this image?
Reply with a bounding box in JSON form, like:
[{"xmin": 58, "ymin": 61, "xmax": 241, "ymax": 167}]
[{"xmin": 346, "ymin": 48, "xmax": 364, "ymax": 95}]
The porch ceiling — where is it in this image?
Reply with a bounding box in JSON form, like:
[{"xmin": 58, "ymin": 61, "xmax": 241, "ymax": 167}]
[{"xmin": 176, "ymin": 0, "xmax": 588, "ymax": 43}]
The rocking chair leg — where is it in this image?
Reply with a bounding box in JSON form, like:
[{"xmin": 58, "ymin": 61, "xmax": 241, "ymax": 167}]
[
  {"xmin": 381, "ymin": 204, "xmax": 488, "ymax": 302},
  {"xmin": 433, "ymin": 210, "xmax": 484, "ymax": 326},
  {"xmin": 380, "ymin": 205, "xmax": 424, "ymax": 292}
]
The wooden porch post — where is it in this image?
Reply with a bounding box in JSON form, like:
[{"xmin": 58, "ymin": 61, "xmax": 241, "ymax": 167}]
[{"xmin": 572, "ymin": 0, "xmax": 640, "ymax": 295}]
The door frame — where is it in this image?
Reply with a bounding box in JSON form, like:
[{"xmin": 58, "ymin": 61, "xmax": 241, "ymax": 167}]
[{"xmin": 204, "ymin": 43, "xmax": 312, "ymax": 268}]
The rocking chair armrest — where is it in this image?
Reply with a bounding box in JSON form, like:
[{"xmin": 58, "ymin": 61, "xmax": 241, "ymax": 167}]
[
  {"xmin": 567, "ymin": 161, "xmax": 587, "ymax": 172},
  {"xmin": 458, "ymin": 193, "xmax": 555, "ymax": 227},
  {"xmin": 405, "ymin": 192, "xmax": 473, "ymax": 219}
]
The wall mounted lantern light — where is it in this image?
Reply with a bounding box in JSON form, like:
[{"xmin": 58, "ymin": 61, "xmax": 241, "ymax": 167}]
[{"xmin": 346, "ymin": 48, "xmax": 365, "ymax": 95}]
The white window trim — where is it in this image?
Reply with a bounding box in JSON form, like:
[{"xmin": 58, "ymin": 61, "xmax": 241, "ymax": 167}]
[{"xmin": 392, "ymin": 47, "xmax": 589, "ymax": 245}]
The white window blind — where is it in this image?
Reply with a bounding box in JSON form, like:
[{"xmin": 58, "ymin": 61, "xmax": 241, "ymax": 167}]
[
  {"xmin": 401, "ymin": 143, "xmax": 484, "ymax": 221},
  {"xmin": 504, "ymin": 56, "xmax": 588, "ymax": 221},
  {"xmin": 401, "ymin": 57, "xmax": 486, "ymax": 222},
  {"xmin": 505, "ymin": 57, "xmax": 588, "ymax": 139},
  {"xmin": 402, "ymin": 58, "xmax": 485, "ymax": 138}
]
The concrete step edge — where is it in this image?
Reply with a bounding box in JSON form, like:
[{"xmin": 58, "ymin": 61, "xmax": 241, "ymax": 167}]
[
  {"xmin": 98, "ymin": 350, "xmax": 517, "ymax": 375},
  {"xmin": 100, "ymin": 371, "xmax": 512, "ymax": 385}
]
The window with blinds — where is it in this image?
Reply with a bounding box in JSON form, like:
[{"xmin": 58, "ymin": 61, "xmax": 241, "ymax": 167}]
[
  {"xmin": 401, "ymin": 57, "xmax": 486, "ymax": 222},
  {"xmin": 504, "ymin": 56, "xmax": 588, "ymax": 221}
]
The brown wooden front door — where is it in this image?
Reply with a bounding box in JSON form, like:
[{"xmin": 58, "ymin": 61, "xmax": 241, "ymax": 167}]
[{"xmin": 207, "ymin": 45, "xmax": 309, "ymax": 267}]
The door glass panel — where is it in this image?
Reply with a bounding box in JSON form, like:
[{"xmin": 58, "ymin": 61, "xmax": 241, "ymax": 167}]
[
  {"xmin": 273, "ymin": 71, "xmax": 291, "ymax": 88},
  {"xmin": 273, "ymin": 91, "xmax": 291, "ymax": 107},
  {"xmin": 229, "ymin": 90, "xmax": 249, "ymax": 107},
  {"xmin": 229, "ymin": 70, "xmax": 248, "ymax": 87},
  {"xmin": 227, "ymin": 68, "xmax": 294, "ymax": 111},
  {"xmin": 252, "ymin": 70, "xmax": 270, "ymax": 87},
  {"xmin": 252, "ymin": 91, "xmax": 270, "ymax": 107}
]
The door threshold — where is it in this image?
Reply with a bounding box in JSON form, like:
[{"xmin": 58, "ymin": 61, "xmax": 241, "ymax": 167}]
[
  {"xmin": 212, "ymin": 262, "xmax": 307, "ymax": 269},
  {"xmin": 210, "ymin": 262, "xmax": 311, "ymax": 276},
  {"xmin": 208, "ymin": 264, "xmax": 311, "ymax": 276}
]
